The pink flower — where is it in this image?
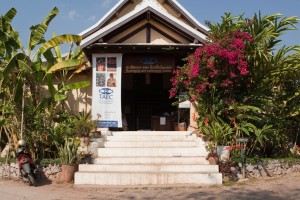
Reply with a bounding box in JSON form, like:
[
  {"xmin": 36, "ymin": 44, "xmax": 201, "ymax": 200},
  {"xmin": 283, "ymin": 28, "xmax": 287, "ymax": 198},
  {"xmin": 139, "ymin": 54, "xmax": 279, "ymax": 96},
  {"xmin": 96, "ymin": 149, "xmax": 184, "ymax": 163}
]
[
  {"xmin": 231, "ymin": 38, "xmax": 245, "ymax": 50},
  {"xmin": 206, "ymin": 45, "xmax": 218, "ymax": 56},
  {"xmin": 170, "ymin": 77, "xmax": 178, "ymax": 86},
  {"xmin": 227, "ymin": 52, "xmax": 238, "ymax": 64},
  {"xmin": 221, "ymin": 79, "xmax": 233, "ymax": 87},
  {"xmin": 169, "ymin": 87, "xmax": 177, "ymax": 97},
  {"xmin": 240, "ymin": 67, "xmax": 249, "ymax": 75},
  {"xmin": 189, "ymin": 63, "xmax": 200, "ymax": 78},
  {"xmin": 184, "ymin": 79, "xmax": 190, "ymax": 86},
  {"xmin": 209, "ymin": 69, "xmax": 219, "ymax": 78},
  {"xmin": 191, "ymin": 96, "xmax": 198, "ymax": 102},
  {"xmin": 230, "ymin": 71, "xmax": 237, "ymax": 78}
]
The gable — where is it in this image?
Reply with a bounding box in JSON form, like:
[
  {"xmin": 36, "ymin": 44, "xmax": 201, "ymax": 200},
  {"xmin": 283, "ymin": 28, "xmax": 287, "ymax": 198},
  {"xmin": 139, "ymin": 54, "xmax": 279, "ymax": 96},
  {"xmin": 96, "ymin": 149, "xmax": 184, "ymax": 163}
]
[
  {"xmin": 80, "ymin": 0, "xmax": 208, "ymax": 49},
  {"xmin": 105, "ymin": 15, "xmax": 192, "ymax": 44}
]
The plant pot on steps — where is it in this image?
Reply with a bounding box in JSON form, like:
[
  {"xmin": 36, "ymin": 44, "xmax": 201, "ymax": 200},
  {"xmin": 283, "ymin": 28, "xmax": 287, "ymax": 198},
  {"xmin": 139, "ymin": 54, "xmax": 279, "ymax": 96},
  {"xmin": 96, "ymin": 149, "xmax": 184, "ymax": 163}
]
[
  {"xmin": 217, "ymin": 146, "xmax": 230, "ymax": 162},
  {"xmin": 79, "ymin": 137, "xmax": 90, "ymax": 147},
  {"xmin": 207, "ymin": 156, "xmax": 218, "ymax": 165},
  {"xmin": 61, "ymin": 164, "xmax": 79, "ymax": 182}
]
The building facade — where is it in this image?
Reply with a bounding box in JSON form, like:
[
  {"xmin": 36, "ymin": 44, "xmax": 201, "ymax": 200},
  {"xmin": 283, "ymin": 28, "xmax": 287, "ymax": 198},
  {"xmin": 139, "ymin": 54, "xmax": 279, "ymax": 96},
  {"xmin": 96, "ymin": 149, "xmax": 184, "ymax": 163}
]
[{"xmin": 74, "ymin": 0, "xmax": 208, "ymax": 131}]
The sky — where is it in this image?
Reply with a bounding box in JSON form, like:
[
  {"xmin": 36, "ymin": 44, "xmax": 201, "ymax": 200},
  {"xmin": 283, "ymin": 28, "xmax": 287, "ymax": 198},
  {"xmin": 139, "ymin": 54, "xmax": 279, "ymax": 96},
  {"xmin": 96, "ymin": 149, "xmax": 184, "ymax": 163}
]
[{"xmin": 1, "ymin": 0, "xmax": 300, "ymax": 50}]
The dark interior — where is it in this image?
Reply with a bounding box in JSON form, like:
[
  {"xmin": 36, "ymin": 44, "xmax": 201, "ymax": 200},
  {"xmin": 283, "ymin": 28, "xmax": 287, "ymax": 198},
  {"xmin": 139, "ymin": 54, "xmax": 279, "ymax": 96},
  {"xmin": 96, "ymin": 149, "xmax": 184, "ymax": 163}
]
[{"xmin": 122, "ymin": 73, "xmax": 177, "ymax": 130}]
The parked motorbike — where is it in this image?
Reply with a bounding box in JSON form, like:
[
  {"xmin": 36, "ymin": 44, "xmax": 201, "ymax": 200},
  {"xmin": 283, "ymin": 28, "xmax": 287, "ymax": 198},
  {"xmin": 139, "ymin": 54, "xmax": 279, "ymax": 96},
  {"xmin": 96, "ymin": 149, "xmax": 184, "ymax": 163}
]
[{"xmin": 17, "ymin": 141, "xmax": 38, "ymax": 186}]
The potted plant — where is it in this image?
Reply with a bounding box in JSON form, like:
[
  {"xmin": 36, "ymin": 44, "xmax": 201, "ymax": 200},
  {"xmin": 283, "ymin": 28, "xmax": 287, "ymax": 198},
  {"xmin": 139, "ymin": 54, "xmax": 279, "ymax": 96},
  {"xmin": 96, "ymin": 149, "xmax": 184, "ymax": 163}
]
[
  {"xmin": 205, "ymin": 141, "xmax": 219, "ymax": 164},
  {"xmin": 73, "ymin": 110, "xmax": 98, "ymax": 147},
  {"xmin": 80, "ymin": 151, "xmax": 94, "ymax": 164},
  {"xmin": 58, "ymin": 137, "xmax": 81, "ymax": 182},
  {"xmin": 199, "ymin": 117, "xmax": 234, "ymax": 163}
]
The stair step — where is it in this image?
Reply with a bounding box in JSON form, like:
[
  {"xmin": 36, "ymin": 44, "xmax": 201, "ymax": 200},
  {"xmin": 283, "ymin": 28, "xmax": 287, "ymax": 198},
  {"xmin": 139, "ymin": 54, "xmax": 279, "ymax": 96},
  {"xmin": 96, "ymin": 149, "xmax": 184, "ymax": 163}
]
[
  {"xmin": 111, "ymin": 131, "xmax": 194, "ymax": 136},
  {"xmin": 104, "ymin": 141, "xmax": 197, "ymax": 148},
  {"xmin": 74, "ymin": 171, "xmax": 222, "ymax": 185},
  {"xmin": 79, "ymin": 164, "xmax": 218, "ymax": 173},
  {"xmin": 94, "ymin": 156, "xmax": 209, "ymax": 164},
  {"xmin": 106, "ymin": 135, "xmax": 196, "ymax": 142},
  {"xmin": 98, "ymin": 147, "xmax": 208, "ymax": 157},
  {"xmin": 74, "ymin": 131, "xmax": 222, "ymax": 186}
]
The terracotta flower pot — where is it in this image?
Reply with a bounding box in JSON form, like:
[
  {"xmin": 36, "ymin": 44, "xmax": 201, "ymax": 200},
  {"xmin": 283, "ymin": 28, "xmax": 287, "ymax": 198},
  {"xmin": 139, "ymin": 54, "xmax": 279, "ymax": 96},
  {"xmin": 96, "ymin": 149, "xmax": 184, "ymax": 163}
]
[
  {"xmin": 61, "ymin": 164, "xmax": 78, "ymax": 182},
  {"xmin": 207, "ymin": 156, "xmax": 218, "ymax": 165}
]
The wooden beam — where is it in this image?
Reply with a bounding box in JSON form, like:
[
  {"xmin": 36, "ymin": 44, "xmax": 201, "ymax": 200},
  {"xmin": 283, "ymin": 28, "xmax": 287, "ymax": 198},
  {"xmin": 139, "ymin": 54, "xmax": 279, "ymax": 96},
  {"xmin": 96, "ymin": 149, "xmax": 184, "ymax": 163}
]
[{"xmin": 146, "ymin": 24, "xmax": 151, "ymax": 43}]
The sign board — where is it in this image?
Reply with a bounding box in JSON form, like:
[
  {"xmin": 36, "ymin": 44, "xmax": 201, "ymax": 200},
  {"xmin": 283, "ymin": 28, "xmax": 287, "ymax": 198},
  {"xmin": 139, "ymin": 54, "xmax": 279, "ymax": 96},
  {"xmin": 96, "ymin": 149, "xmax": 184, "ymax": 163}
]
[
  {"xmin": 92, "ymin": 54, "xmax": 123, "ymax": 128},
  {"xmin": 123, "ymin": 54, "xmax": 174, "ymax": 73}
]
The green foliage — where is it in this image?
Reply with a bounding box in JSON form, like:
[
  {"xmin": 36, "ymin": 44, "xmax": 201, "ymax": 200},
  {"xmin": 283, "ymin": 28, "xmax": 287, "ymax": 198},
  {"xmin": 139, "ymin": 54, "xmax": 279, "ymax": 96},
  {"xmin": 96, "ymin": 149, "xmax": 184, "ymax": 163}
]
[
  {"xmin": 171, "ymin": 11, "xmax": 300, "ymax": 158},
  {"xmin": 58, "ymin": 137, "xmax": 81, "ymax": 165},
  {"xmin": 245, "ymin": 123, "xmax": 274, "ymax": 154},
  {"xmin": 28, "ymin": 7, "xmax": 59, "ymax": 50},
  {"xmin": 0, "ymin": 6, "xmax": 90, "ymax": 159},
  {"xmin": 73, "ymin": 110, "xmax": 98, "ymax": 137},
  {"xmin": 199, "ymin": 117, "xmax": 234, "ymax": 147},
  {"xmin": 22, "ymin": 105, "xmax": 53, "ymax": 158},
  {"xmin": 53, "ymin": 111, "xmax": 77, "ymax": 140},
  {"xmin": 38, "ymin": 34, "xmax": 81, "ymax": 54},
  {"xmin": 35, "ymin": 158, "xmax": 61, "ymax": 167},
  {"xmin": 242, "ymin": 157, "xmax": 300, "ymax": 165}
]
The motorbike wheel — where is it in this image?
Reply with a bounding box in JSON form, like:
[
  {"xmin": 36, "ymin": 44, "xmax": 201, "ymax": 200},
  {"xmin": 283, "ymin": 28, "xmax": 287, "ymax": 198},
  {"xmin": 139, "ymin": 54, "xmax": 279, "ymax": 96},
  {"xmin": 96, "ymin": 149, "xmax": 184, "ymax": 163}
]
[{"xmin": 28, "ymin": 174, "xmax": 37, "ymax": 187}]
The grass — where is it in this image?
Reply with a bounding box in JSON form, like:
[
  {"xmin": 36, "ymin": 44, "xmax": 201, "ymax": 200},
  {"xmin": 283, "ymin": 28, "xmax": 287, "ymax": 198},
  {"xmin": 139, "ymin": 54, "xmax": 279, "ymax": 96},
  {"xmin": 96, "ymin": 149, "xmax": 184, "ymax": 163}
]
[{"xmin": 231, "ymin": 156, "xmax": 300, "ymax": 165}]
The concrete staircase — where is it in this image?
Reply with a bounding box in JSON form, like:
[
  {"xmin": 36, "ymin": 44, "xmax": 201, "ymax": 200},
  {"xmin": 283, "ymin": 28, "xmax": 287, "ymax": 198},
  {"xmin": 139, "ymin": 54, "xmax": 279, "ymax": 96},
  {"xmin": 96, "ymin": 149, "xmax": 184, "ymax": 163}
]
[{"xmin": 74, "ymin": 131, "xmax": 222, "ymax": 186}]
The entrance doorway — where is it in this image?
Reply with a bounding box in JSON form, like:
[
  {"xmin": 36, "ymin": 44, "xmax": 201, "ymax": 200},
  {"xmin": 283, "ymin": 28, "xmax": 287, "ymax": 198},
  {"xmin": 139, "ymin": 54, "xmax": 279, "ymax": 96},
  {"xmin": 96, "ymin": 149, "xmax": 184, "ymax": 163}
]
[{"xmin": 122, "ymin": 73, "xmax": 176, "ymax": 130}]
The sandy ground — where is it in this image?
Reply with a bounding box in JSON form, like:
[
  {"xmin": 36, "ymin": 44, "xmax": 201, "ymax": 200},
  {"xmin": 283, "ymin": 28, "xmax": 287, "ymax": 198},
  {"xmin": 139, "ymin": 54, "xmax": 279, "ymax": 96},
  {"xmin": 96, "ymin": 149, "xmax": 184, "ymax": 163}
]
[{"xmin": 0, "ymin": 172, "xmax": 300, "ymax": 200}]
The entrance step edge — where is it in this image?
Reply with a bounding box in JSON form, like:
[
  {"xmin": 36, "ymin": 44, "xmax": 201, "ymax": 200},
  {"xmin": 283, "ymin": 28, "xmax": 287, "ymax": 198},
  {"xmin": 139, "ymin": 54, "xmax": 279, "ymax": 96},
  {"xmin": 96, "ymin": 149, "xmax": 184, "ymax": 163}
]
[{"xmin": 74, "ymin": 171, "xmax": 222, "ymax": 185}]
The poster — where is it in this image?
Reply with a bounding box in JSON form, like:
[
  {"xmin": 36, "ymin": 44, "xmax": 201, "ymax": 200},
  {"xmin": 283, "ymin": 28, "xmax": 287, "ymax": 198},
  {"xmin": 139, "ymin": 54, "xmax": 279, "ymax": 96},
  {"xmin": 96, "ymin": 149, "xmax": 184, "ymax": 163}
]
[{"xmin": 92, "ymin": 54, "xmax": 122, "ymax": 128}]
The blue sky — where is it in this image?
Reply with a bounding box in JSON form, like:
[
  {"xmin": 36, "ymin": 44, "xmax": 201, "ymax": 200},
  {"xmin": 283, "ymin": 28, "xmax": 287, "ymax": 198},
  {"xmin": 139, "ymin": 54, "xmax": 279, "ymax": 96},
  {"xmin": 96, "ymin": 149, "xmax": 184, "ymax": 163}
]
[{"xmin": 1, "ymin": 0, "xmax": 300, "ymax": 49}]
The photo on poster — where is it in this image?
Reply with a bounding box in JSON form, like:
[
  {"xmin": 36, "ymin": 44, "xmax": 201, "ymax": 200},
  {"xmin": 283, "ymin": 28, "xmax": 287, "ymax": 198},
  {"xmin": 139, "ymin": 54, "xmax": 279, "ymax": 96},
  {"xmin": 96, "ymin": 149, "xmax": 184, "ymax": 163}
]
[
  {"xmin": 96, "ymin": 73, "xmax": 106, "ymax": 87},
  {"xmin": 107, "ymin": 73, "xmax": 116, "ymax": 87},
  {"xmin": 107, "ymin": 57, "xmax": 117, "ymax": 72},
  {"xmin": 96, "ymin": 57, "xmax": 106, "ymax": 71}
]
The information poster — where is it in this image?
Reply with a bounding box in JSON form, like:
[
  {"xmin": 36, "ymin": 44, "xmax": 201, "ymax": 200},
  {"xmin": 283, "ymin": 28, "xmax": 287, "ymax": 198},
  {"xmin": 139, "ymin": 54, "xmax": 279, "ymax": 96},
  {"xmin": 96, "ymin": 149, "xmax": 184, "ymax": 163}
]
[{"xmin": 92, "ymin": 54, "xmax": 122, "ymax": 128}]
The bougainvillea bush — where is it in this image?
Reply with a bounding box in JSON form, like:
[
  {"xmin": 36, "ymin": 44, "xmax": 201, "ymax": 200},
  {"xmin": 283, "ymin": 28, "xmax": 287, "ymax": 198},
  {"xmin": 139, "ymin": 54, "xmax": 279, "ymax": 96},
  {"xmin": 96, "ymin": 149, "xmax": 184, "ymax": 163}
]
[
  {"xmin": 170, "ymin": 17, "xmax": 254, "ymax": 123},
  {"xmin": 170, "ymin": 12, "xmax": 300, "ymax": 157}
]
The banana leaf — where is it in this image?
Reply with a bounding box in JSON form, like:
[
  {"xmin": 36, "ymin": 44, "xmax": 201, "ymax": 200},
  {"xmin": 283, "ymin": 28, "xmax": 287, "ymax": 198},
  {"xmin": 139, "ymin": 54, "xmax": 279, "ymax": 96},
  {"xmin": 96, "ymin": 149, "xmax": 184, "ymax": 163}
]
[
  {"xmin": 29, "ymin": 7, "xmax": 59, "ymax": 49},
  {"xmin": 47, "ymin": 59, "xmax": 84, "ymax": 73},
  {"xmin": 1, "ymin": 53, "xmax": 26, "ymax": 86},
  {"xmin": 38, "ymin": 34, "xmax": 82, "ymax": 54},
  {"xmin": 3, "ymin": 8, "xmax": 17, "ymax": 23},
  {"xmin": 54, "ymin": 94, "xmax": 67, "ymax": 102}
]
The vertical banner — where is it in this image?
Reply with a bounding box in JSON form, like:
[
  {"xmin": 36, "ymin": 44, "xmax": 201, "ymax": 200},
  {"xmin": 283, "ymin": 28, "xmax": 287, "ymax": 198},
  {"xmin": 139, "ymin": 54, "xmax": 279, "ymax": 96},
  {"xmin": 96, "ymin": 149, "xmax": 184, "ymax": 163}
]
[{"xmin": 92, "ymin": 54, "xmax": 122, "ymax": 128}]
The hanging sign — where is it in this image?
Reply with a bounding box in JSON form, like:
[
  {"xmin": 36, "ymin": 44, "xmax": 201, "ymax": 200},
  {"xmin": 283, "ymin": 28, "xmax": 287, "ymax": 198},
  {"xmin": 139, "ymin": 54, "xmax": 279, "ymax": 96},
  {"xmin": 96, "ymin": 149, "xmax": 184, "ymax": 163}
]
[
  {"xmin": 123, "ymin": 54, "xmax": 174, "ymax": 73},
  {"xmin": 92, "ymin": 54, "xmax": 123, "ymax": 128}
]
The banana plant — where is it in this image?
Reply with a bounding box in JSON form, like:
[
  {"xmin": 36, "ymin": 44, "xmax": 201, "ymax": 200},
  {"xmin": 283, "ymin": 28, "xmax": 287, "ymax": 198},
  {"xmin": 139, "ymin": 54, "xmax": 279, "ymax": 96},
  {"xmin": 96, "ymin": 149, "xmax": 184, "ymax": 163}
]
[
  {"xmin": 0, "ymin": 8, "xmax": 27, "ymax": 146},
  {"xmin": 37, "ymin": 33, "xmax": 90, "ymax": 105},
  {"xmin": 0, "ymin": 7, "xmax": 90, "ymax": 152}
]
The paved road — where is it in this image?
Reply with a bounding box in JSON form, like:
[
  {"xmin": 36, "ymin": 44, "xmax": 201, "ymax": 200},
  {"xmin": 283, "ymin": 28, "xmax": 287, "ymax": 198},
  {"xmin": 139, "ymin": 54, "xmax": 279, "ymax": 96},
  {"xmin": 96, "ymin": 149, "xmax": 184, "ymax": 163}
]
[{"xmin": 1, "ymin": 172, "xmax": 299, "ymax": 200}]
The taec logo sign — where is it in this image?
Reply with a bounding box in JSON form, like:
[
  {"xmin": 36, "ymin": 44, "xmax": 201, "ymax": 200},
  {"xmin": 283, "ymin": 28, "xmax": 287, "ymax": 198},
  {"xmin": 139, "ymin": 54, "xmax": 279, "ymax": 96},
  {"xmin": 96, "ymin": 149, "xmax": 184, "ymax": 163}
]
[{"xmin": 99, "ymin": 88, "xmax": 114, "ymax": 100}]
